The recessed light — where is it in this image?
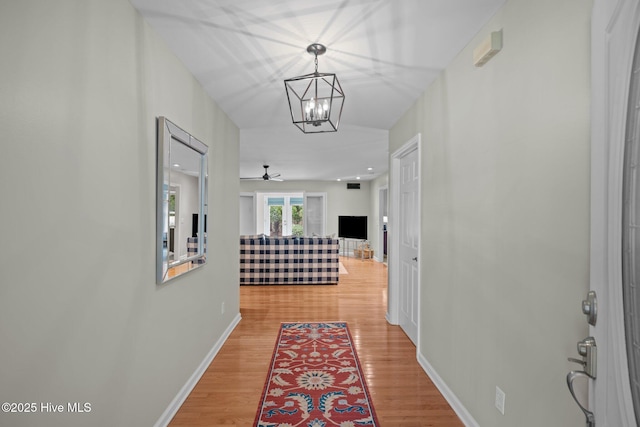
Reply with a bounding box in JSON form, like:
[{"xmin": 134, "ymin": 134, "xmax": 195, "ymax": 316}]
[
  {"xmin": 337, "ymin": 178, "xmax": 341, "ymax": 181},
  {"xmin": 173, "ymin": 163, "xmax": 180, "ymax": 168},
  {"xmin": 356, "ymin": 176, "xmax": 361, "ymax": 180},
  {"xmin": 367, "ymin": 167, "xmax": 373, "ymax": 171}
]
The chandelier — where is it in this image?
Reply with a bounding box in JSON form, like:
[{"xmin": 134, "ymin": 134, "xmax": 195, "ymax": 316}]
[{"xmin": 284, "ymin": 43, "xmax": 345, "ymax": 133}]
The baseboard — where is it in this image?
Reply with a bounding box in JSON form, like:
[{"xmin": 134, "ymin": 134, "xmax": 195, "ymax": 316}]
[
  {"xmin": 385, "ymin": 312, "xmax": 398, "ymax": 325},
  {"xmin": 154, "ymin": 313, "xmax": 242, "ymax": 427},
  {"xmin": 417, "ymin": 351, "xmax": 480, "ymax": 427}
]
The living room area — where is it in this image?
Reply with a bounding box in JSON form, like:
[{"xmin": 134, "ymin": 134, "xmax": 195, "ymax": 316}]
[{"xmin": 239, "ymin": 178, "xmax": 389, "ymax": 266}]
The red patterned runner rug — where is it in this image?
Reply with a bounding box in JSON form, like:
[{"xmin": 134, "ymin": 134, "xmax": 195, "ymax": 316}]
[{"xmin": 254, "ymin": 322, "xmax": 380, "ymax": 427}]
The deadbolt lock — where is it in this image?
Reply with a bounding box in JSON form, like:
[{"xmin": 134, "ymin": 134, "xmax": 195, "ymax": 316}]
[{"xmin": 582, "ymin": 291, "xmax": 597, "ymax": 326}]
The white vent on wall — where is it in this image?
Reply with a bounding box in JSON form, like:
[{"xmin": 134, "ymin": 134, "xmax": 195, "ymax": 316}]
[{"xmin": 473, "ymin": 30, "xmax": 503, "ymax": 67}]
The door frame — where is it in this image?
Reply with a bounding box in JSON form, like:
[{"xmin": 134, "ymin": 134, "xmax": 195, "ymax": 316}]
[
  {"xmin": 591, "ymin": 0, "xmax": 639, "ymax": 425},
  {"xmin": 388, "ymin": 134, "xmax": 421, "ymax": 350},
  {"xmin": 377, "ymin": 186, "xmax": 388, "ymax": 263},
  {"xmin": 169, "ymin": 184, "xmax": 181, "ymax": 260}
]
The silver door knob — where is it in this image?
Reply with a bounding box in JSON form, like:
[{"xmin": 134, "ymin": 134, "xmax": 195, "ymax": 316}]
[{"xmin": 412, "ymin": 257, "xmax": 418, "ymax": 261}]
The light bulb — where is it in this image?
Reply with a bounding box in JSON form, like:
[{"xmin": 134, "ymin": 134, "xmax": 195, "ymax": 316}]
[{"xmin": 304, "ymin": 101, "xmax": 312, "ymax": 121}]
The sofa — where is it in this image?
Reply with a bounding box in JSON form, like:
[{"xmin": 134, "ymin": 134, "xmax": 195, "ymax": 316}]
[
  {"xmin": 240, "ymin": 235, "xmax": 340, "ymax": 285},
  {"xmin": 187, "ymin": 236, "xmax": 206, "ymax": 264}
]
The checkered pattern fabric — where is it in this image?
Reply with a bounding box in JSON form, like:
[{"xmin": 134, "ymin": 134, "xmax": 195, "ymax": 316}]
[
  {"xmin": 187, "ymin": 236, "xmax": 206, "ymax": 264},
  {"xmin": 240, "ymin": 236, "xmax": 339, "ymax": 285}
]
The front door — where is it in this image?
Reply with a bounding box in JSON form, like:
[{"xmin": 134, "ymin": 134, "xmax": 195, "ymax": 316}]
[
  {"xmin": 398, "ymin": 145, "xmax": 420, "ymax": 345},
  {"xmin": 590, "ymin": 0, "xmax": 640, "ymax": 425}
]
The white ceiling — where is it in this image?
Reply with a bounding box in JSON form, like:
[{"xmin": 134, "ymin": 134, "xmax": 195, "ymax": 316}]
[{"xmin": 130, "ymin": 0, "xmax": 506, "ymax": 181}]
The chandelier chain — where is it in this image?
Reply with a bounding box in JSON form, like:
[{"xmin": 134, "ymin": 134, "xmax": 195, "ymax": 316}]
[{"xmin": 314, "ymin": 55, "xmax": 318, "ymax": 73}]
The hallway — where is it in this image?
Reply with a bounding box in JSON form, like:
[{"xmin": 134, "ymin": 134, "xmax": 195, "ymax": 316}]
[{"xmin": 169, "ymin": 257, "xmax": 462, "ymax": 426}]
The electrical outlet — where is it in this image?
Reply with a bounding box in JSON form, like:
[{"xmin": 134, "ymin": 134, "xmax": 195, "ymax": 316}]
[
  {"xmin": 495, "ymin": 386, "xmax": 505, "ymax": 415},
  {"xmin": 221, "ymin": 302, "xmax": 225, "ymax": 314}
]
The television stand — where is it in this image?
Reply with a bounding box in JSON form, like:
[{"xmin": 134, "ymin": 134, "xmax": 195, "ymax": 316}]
[{"xmin": 340, "ymin": 238, "xmax": 372, "ymax": 261}]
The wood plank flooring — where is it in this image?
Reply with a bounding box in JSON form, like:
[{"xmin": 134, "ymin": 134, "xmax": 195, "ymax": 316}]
[{"xmin": 169, "ymin": 256, "xmax": 463, "ymax": 426}]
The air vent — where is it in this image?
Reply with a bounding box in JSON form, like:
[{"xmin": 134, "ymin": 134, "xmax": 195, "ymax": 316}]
[
  {"xmin": 473, "ymin": 29, "xmax": 503, "ymax": 67},
  {"xmin": 347, "ymin": 183, "xmax": 360, "ymax": 189}
]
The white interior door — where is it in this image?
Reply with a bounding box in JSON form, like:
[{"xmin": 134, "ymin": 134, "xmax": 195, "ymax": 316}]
[
  {"xmin": 388, "ymin": 134, "xmax": 421, "ymax": 345},
  {"xmin": 591, "ymin": 0, "xmax": 640, "ymax": 425},
  {"xmin": 398, "ymin": 146, "xmax": 420, "ymax": 345}
]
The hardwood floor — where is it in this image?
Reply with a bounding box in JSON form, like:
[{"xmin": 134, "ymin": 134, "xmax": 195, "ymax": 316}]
[{"xmin": 169, "ymin": 256, "xmax": 463, "ymax": 426}]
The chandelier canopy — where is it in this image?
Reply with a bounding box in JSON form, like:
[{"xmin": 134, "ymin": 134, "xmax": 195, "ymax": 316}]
[{"xmin": 284, "ymin": 43, "xmax": 345, "ymax": 133}]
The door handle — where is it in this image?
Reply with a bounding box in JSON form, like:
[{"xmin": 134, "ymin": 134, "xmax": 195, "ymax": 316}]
[
  {"xmin": 566, "ymin": 370, "xmax": 595, "ymax": 427},
  {"xmin": 566, "ymin": 294, "xmax": 597, "ymax": 426},
  {"xmin": 412, "ymin": 257, "xmax": 417, "ymax": 261}
]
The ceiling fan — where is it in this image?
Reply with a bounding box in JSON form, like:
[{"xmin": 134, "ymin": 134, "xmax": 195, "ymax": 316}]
[{"xmin": 241, "ymin": 164, "xmax": 283, "ymax": 181}]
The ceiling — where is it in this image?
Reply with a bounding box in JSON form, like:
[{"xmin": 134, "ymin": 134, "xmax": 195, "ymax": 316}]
[{"xmin": 130, "ymin": 0, "xmax": 506, "ymax": 181}]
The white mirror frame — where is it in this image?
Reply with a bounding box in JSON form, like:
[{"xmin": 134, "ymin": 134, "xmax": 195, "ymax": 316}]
[{"xmin": 156, "ymin": 117, "xmax": 208, "ymax": 284}]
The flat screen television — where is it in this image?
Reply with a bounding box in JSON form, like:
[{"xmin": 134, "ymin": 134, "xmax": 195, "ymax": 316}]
[
  {"xmin": 192, "ymin": 213, "xmax": 207, "ymax": 237},
  {"xmin": 338, "ymin": 216, "xmax": 367, "ymax": 240}
]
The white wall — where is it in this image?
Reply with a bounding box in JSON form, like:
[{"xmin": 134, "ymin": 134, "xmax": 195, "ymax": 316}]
[
  {"xmin": 389, "ymin": 0, "xmax": 591, "ymax": 425},
  {"xmin": 0, "ymin": 1, "xmax": 239, "ymax": 426},
  {"xmin": 240, "ymin": 180, "xmax": 372, "ymax": 239}
]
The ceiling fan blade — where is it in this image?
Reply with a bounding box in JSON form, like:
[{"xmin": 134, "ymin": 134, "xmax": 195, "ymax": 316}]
[{"xmin": 241, "ymin": 165, "xmax": 283, "ymax": 181}]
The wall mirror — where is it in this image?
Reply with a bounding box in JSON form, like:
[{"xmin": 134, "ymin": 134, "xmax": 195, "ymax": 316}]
[{"xmin": 156, "ymin": 117, "xmax": 208, "ymax": 284}]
